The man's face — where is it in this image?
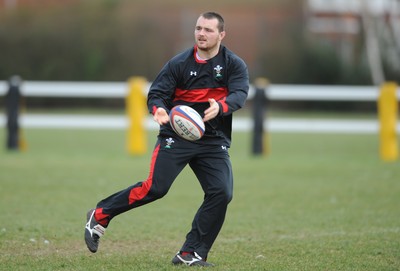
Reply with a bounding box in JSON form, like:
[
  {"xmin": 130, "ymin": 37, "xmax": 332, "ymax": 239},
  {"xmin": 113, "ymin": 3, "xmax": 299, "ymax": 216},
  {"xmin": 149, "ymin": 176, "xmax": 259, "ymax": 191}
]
[{"xmin": 194, "ymin": 16, "xmax": 225, "ymax": 51}]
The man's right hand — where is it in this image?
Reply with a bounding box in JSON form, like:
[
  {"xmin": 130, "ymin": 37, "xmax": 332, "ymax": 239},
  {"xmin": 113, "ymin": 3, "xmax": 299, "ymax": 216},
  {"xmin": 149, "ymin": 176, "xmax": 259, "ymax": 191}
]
[{"xmin": 153, "ymin": 107, "xmax": 170, "ymax": 125}]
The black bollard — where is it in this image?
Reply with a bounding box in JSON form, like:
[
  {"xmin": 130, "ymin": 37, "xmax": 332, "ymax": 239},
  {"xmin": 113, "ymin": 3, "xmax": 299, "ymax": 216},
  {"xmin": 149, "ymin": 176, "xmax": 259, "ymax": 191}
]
[
  {"xmin": 252, "ymin": 78, "xmax": 269, "ymax": 155},
  {"xmin": 6, "ymin": 75, "xmax": 22, "ymax": 150}
]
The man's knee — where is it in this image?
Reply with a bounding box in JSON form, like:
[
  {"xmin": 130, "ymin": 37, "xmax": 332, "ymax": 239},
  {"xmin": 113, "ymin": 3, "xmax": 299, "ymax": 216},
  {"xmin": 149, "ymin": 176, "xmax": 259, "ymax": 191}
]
[
  {"xmin": 212, "ymin": 185, "xmax": 233, "ymax": 204},
  {"xmin": 149, "ymin": 184, "xmax": 170, "ymax": 199}
]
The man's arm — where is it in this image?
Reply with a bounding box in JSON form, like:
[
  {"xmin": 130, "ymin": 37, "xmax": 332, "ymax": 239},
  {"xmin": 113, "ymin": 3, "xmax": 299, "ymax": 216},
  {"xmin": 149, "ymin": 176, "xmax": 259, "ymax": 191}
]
[
  {"xmin": 217, "ymin": 56, "xmax": 249, "ymax": 116},
  {"xmin": 147, "ymin": 61, "xmax": 177, "ymax": 123}
]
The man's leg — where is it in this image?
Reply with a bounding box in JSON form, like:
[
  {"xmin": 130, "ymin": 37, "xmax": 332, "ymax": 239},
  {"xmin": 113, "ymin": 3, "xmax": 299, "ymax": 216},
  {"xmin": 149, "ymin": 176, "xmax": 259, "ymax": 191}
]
[
  {"xmin": 94, "ymin": 137, "xmax": 190, "ymax": 226},
  {"xmin": 85, "ymin": 136, "xmax": 189, "ymax": 252},
  {"xmin": 180, "ymin": 146, "xmax": 233, "ymax": 259}
]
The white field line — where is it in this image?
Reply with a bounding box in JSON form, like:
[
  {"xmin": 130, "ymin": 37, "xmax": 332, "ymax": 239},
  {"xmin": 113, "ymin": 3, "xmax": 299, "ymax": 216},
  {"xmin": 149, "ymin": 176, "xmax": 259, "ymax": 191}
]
[{"xmin": 0, "ymin": 114, "xmax": 398, "ymax": 134}]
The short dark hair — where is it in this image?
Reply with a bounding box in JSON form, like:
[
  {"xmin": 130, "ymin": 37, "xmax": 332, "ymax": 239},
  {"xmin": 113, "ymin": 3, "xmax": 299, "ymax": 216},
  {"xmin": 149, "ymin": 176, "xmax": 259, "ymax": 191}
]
[{"xmin": 200, "ymin": 12, "xmax": 225, "ymax": 32}]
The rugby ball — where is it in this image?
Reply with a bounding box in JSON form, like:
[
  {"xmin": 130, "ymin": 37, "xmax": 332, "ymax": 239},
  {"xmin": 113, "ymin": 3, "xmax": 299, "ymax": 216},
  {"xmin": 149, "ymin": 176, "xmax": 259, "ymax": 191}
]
[{"xmin": 169, "ymin": 105, "xmax": 205, "ymax": 141}]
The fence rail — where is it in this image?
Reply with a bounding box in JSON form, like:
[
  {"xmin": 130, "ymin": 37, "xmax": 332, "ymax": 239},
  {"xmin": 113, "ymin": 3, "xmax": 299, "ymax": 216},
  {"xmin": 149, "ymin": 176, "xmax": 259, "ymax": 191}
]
[
  {"xmin": 0, "ymin": 80, "xmax": 399, "ymax": 133},
  {"xmin": 1, "ymin": 80, "xmax": 400, "ymax": 100}
]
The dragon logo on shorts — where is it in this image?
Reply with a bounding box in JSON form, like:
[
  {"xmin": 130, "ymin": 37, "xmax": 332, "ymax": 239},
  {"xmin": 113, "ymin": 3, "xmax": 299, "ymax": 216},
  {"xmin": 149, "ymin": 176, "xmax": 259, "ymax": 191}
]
[{"xmin": 165, "ymin": 137, "xmax": 175, "ymax": 149}]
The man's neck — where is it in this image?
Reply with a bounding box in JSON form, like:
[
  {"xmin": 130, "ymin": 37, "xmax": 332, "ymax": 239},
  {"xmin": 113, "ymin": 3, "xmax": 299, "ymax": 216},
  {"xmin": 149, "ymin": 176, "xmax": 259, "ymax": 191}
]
[{"xmin": 196, "ymin": 45, "xmax": 220, "ymax": 60}]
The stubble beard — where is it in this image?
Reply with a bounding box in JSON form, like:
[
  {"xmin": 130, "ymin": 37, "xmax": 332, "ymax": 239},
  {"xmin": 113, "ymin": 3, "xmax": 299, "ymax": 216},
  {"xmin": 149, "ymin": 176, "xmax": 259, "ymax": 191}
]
[{"xmin": 197, "ymin": 41, "xmax": 219, "ymax": 53}]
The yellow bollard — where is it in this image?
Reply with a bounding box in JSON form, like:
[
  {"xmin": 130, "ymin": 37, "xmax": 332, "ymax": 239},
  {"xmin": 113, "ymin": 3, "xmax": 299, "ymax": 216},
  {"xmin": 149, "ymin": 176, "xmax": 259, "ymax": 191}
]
[
  {"xmin": 126, "ymin": 77, "xmax": 147, "ymax": 155},
  {"xmin": 19, "ymin": 130, "xmax": 28, "ymax": 152},
  {"xmin": 378, "ymin": 82, "xmax": 398, "ymax": 161},
  {"xmin": 19, "ymin": 98, "xmax": 28, "ymax": 151}
]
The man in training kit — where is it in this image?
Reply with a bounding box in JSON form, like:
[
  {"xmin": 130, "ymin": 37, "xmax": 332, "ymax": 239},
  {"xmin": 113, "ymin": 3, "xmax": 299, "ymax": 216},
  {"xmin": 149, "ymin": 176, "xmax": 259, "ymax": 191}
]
[{"xmin": 84, "ymin": 11, "xmax": 249, "ymax": 266}]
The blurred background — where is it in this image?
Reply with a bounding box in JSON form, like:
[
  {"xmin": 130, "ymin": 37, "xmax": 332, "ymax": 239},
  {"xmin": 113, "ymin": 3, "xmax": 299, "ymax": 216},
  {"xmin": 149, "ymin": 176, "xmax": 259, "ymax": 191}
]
[{"xmin": 1, "ymin": 0, "xmax": 400, "ymax": 84}]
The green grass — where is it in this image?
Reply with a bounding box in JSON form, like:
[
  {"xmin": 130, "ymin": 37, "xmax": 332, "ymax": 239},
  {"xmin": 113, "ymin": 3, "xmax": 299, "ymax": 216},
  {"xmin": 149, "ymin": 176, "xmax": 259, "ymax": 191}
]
[{"xmin": 0, "ymin": 128, "xmax": 399, "ymax": 270}]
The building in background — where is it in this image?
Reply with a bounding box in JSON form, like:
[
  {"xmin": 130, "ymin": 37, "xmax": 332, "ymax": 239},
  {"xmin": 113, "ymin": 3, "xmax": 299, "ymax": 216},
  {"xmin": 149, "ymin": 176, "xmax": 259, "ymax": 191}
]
[{"xmin": 305, "ymin": 0, "xmax": 400, "ymax": 84}]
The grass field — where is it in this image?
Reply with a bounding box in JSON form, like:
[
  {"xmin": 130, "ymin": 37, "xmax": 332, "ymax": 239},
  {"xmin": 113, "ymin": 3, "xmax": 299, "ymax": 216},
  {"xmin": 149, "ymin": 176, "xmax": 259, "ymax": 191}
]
[{"xmin": 0, "ymin": 128, "xmax": 399, "ymax": 270}]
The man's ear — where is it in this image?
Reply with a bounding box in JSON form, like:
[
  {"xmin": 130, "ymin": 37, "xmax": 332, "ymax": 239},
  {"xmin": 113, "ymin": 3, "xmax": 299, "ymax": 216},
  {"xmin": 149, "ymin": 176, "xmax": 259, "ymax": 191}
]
[{"xmin": 219, "ymin": 31, "xmax": 226, "ymax": 41}]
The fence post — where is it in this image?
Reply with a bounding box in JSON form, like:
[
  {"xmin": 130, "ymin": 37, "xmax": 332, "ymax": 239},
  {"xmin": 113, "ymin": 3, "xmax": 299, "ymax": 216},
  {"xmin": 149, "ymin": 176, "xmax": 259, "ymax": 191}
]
[
  {"xmin": 6, "ymin": 75, "xmax": 22, "ymax": 151},
  {"xmin": 378, "ymin": 82, "xmax": 398, "ymax": 161},
  {"xmin": 252, "ymin": 77, "xmax": 269, "ymax": 156},
  {"xmin": 126, "ymin": 77, "xmax": 147, "ymax": 155}
]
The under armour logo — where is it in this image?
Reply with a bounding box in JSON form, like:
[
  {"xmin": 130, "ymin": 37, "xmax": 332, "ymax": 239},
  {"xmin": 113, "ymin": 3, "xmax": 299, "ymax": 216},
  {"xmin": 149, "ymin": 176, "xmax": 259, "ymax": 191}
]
[
  {"xmin": 221, "ymin": 146, "xmax": 227, "ymax": 150},
  {"xmin": 190, "ymin": 71, "xmax": 197, "ymax": 76}
]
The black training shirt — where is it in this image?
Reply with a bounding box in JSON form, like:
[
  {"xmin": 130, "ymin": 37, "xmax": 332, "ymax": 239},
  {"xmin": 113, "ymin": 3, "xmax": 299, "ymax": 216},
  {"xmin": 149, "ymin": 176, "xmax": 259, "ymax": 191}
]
[{"xmin": 148, "ymin": 44, "xmax": 249, "ymax": 147}]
